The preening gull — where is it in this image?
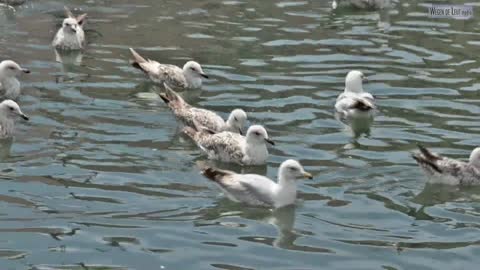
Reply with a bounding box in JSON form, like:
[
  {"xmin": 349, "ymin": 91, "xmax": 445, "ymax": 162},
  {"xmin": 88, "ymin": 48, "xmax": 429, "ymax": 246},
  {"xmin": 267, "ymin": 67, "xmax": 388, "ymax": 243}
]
[
  {"xmin": 335, "ymin": 70, "xmax": 375, "ymax": 119},
  {"xmin": 0, "ymin": 60, "xmax": 30, "ymax": 101},
  {"xmin": 201, "ymin": 159, "xmax": 312, "ymax": 208},
  {"xmin": 52, "ymin": 7, "xmax": 87, "ymax": 50},
  {"xmin": 412, "ymin": 145, "xmax": 480, "ymax": 185},
  {"xmin": 0, "ymin": 100, "xmax": 29, "ymax": 138},
  {"xmin": 184, "ymin": 124, "xmax": 274, "ymax": 165},
  {"xmin": 129, "ymin": 48, "xmax": 208, "ymax": 90},
  {"xmin": 160, "ymin": 83, "xmax": 247, "ymax": 134}
]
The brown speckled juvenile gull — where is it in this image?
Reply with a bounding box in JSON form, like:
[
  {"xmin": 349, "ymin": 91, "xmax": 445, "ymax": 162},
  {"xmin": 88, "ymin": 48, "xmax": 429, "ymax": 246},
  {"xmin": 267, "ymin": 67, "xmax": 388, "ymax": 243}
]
[
  {"xmin": 0, "ymin": 60, "xmax": 30, "ymax": 101},
  {"xmin": 335, "ymin": 70, "xmax": 375, "ymax": 119},
  {"xmin": 201, "ymin": 159, "xmax": 313, "ymax": 208},
  {"xmin": 412, "ymin": 145, "xmax": 480, "ymax": 185},
  {"xmin": 129, "ymin": 48, "xmax": 208, "ymax": 90},
  {"xmin": 184, "ymin": 124, "xmax": 274, "ymax": 165},
  {"xmin": 160, "ymin": 83, "xmax": 247, "ymax": 134}
]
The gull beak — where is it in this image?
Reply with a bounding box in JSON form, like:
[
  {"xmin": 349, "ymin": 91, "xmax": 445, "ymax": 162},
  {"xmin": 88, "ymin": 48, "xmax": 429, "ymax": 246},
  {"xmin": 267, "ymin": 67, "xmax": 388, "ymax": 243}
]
[
  {"xmin": 302, "ymin": 171, "xmax": 313, "ymax": 179},
  {"xmin": 21, "ymin": 114, "xmax": 29, "ymax": 121},
  {"xmin": 238, "ymin": 128, "xmax": 243, "ymax": 135},
  {"xmin": 264, "ymin": 138, "xmax": 275, "ymax": 146},
  {"xmin": 200, "ymin": 73, "xmax": 209, "ymax": 79},
  {"xmin": 22, "ymin": 68, "xmax": 30, "ymax": 74},
  {"xmin": 362, "ymin": 76, "xmax": 369, "ymax": 83}
]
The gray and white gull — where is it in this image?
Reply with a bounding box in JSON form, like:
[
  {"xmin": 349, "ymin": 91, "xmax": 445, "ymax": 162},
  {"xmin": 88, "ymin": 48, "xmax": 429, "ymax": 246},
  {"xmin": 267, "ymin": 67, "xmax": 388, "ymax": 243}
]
[
  {"xmin": 0, "ymin": 100, "xmax": 29, "ymax": 138},
  {"xmin": 335, "ymin": 70, "xmax": 375, "ymax": 119},
  {"xmin": 0, "ymin": 60, "xmax": 30, "ymax": 101},
  {"xmin": 201, "ymin": 159, "xmax": 312, "ymax": 208},
  {"xmin": 52, "ymin": 7, "xmax": 87, "ymax": 50}
]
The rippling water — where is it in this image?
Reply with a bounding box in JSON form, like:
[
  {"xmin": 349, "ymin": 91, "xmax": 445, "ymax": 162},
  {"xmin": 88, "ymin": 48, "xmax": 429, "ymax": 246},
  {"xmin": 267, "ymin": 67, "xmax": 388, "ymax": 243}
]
[{"xmin": 1, "ymin": 0, "xmax": 480, "ymax": 269}]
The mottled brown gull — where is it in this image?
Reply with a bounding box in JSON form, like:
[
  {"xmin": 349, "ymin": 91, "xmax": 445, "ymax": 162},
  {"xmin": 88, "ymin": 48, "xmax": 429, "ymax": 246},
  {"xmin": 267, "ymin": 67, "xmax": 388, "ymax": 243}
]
[
  {"xmin": 160, "ymin": 83, "xmax": 247, "ymax": 134},
  {"xmin": 184, "ymin": 124, "xmax": 274, "ymax": 165},
  {"xmin": 129, "ymin": 48, "xmax": 208, "ymax": 90},
  {"xmin": 412, "ymin": 145, "xmax": 480, "ymax": 185}
]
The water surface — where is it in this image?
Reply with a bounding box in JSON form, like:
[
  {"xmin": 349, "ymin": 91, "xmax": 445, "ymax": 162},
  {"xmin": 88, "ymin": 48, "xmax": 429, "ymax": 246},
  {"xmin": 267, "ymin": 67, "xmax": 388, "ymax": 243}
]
[{"xmin": 1, "ymin": 0, "xmax": 480, "ymax": 269}]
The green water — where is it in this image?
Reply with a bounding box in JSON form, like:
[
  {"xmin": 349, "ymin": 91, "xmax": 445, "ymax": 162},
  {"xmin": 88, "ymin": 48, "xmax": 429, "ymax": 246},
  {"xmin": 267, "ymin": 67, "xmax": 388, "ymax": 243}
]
[{"xmin": 0, "ymin": 0, "xmax": 480, "ymax": 269}]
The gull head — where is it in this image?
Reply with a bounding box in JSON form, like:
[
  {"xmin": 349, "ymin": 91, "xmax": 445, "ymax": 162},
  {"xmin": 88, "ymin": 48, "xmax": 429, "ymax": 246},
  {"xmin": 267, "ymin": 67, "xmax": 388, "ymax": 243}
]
[
  {"xmin": 62, "ymin": 17, "xmax": 81, "ymax": 33},
  {"xmin": 0, "ymin": 60, "xmax": 30, "ymax": 78},
  {"xmin": 345, "ymin": 70, "xmax": 367, "ymax": 93},
  {"xmin": 62, "ymin": 7, "xmax": 86, "ymax": 34},
  {"xmin": 226, "ymin": 109, "xmax": 247, "ymax": 134},
  {"xmin": 183, "ymin": 61, "xmax": 208, "ymax": 79},
  {"xmin": 469, "ymin": 147, "xmax": 480, "ymax": 169},
  {"xmin": 0, "ymin": 100, "xmax": 29, "ymax": 121},
  {"xmin": 332, "ymin": 0, "xmax": 338, "ymax": 9},
  {"xmin": 279, "ymin": 159, "xmax": 313, "ymax": 181},
  {"xmin": 246, "ymin": 125, "xmax": 274, "ymax": 146}
]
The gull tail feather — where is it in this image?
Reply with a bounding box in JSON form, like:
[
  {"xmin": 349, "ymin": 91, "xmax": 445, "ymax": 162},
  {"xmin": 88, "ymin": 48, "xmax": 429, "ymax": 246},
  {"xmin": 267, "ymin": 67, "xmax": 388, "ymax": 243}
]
[
  {"xmin": 349, "ymin": 98, "xmax": 374, "ymax": 111},
  {"xmin": 412, "ymin": 153, "xmax": 442, "ymax": 173},
  {"xmin": 160, "ymin": 83, "xmax": 185, "ymax": 106},
  {"xmin": 201, "ymin": 167, "xmax": 233, "ymax": 183},
  {"xmin": 417, "ymin": 144, "xmax": 441, "ymax": 161},
  {"xmin": 64, "ymin": 6, "xmax": 74, "ymax": 18},
  {"xmin": 129, "ymin": 48, "xmax": 147, "ymax": 70}
]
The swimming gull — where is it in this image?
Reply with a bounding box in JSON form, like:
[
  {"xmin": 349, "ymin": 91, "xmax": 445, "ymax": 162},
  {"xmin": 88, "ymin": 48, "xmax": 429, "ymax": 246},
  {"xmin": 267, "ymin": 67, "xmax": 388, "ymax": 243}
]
[
  {"xmin": 0, "ymin": 60, "xmax": 30, "ymax": 101},
  {"xmin": 184, "ymin": 124, "xmax": 274, "ymax": 165},
  {"xmin": 412, "ymin": 145, "xmax": 480, "ymax": 185},
  {"xmin": 160, "ymin": 83, "xmax": 247, "ymax": 134},
  {"xmin": 52, "ymin": 6, "xmax": 87, "ymax": 50},
  {"xmin": 0, "ymin": 99, "xmax": 29, "ymax": 138},
  {"xmin": 129, "ymin": 48, "xmax": 208, "ymax": 90},
  {"xmin": 201, "ymin": 159, "xmax": 312, "ymax": 208},
  {"xmin": 335, "ymin": 70, "xmax": 375, "ymax": 119}
]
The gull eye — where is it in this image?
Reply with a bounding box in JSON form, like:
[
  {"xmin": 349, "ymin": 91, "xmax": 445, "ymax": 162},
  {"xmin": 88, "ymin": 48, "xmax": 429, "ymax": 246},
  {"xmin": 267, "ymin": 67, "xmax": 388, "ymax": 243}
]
[
  {"xmin": 9, "ymin": 107, "xmax": 14, "ymax": 111},
  {"xmin": 190, "ymin": 67, "xmax": 196, "ymax": 71},
  {"xmin": 8, "ymin": 66, "xmax": 15, "ymax": 70},
  {"xmin": 234, "ymin": 117, "xmax": 238, "ymax": 121},
  {"xmin": 289, "ymin": 167, "xmax": 298, "ymax": 171},
  {"xmin": 254, "ymin": 131, "xmax": 260, "ymax": 136}
]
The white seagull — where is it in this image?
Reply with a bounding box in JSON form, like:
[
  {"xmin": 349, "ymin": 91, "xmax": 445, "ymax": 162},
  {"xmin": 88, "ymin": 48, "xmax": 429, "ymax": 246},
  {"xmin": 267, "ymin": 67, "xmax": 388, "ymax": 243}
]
[
  {"xmin": 335, "ymin": 70, "xmax": 375, "ymax": 119},
  {"xmin": 160, "ymin": 83, "xmax": 247, "ymax": 134},
  {"xmin": 52, "ymin": 7, "xmax": 87, "ymax": 50},
  {"xmin": 201, "ymin": 159, "xmax": 313, "ymax": 208},
  {"xmin": 0, "ymin": 60, "xmax": 30, "ymax": 101},
  {"xmin": 0, "ymin": 99, "xmax": 29, "ymax": 138},
  {"xmin": 129, "ymin": 48, "xmax": 208, "ymax": 90},
  {"xmin": 412, "ymin": 145, "xmax": 480, "ymax": 185},
  {"xmin": 184, "ymin": 124, "xmax": 274, "ymax": 165}
]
